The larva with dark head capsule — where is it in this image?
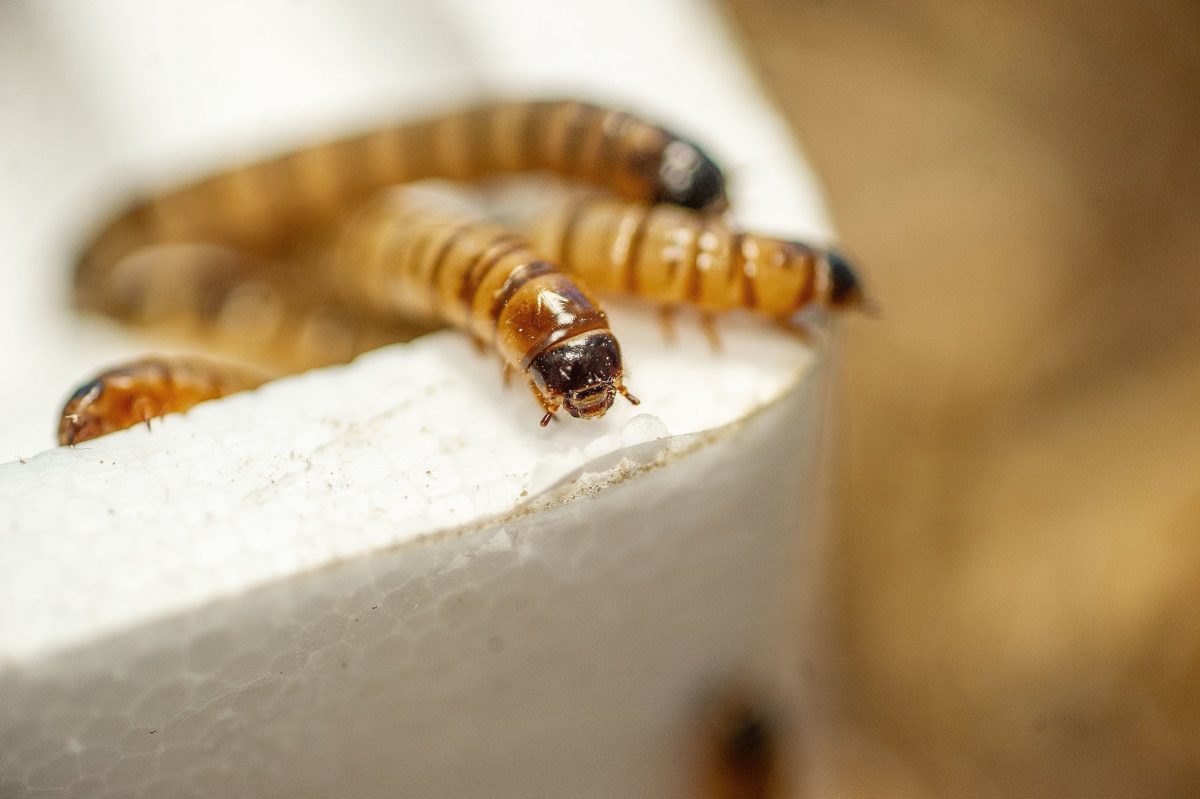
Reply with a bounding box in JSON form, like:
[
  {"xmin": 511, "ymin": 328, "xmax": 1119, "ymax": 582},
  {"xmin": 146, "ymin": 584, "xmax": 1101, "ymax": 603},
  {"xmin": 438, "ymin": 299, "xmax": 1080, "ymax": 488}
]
[
  {"xmin": 523, "ymin": 194, "xmax": 868, "ymax": 321},
  {"xmin": 75, "ymin": 99, "xmax": 726, "ymax": 321},
  {"xmin": 58, "ymin": 356, "xmax": 267, "ymax": 446},
  {"xmin": 325, "ymin": 187, "xmax": 638, "ymax": 425}
]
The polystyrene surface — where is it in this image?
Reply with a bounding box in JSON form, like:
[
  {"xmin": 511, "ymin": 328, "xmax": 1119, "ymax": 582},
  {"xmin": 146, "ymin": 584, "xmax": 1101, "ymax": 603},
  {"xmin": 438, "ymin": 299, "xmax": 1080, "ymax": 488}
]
[
  {"xmin": 0, "ymin": 368, "xmax": 823, "ymax": 797},
  {"xmin": 0, "ymin": 0, "xmax": 837, "ymax": 795}
]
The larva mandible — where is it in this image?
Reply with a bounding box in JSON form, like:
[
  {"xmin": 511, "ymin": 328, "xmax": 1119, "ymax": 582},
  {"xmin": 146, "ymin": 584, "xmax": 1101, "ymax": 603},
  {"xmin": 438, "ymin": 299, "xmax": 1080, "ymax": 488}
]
[
  {"xmin": 58, "ymin": 356, "xmax": 267, "ymax": 446},
  {"xmin": 74, "ymin": 99, "xmax": 726, "ymax": 322},
  {"xmin": 325, "ymin": 187, "xmax": 639, "ymax": 425},
  {"xmin": 524, "ymin": 194, "xmax": 867, "ymax": 321}
]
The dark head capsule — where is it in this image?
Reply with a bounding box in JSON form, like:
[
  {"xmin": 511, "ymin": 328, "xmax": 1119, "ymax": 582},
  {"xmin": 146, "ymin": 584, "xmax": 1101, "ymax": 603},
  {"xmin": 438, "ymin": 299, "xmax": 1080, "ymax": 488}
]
[{"xmin": 527, "ymin": 330, "xmax": 627, "ymax": 422}]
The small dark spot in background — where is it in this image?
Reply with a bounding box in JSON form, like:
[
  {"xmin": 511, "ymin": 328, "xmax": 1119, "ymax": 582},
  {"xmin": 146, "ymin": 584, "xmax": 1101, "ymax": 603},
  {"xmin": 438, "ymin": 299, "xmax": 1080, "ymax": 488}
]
[{"xmin": 695, "ymin": 684, "xmax": 789, "ymax": 798}]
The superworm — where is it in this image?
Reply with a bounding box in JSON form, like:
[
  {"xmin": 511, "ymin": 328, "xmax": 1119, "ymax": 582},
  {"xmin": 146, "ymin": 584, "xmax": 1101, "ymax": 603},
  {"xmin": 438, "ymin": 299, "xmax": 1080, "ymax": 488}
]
[
  {"xmin": 523, "ymin": 194, "xmax": 866, "ymax": 320},
  {"xmin": 324, "ymin": 187, "xmax": 638, "ymax": 425},
  {"xmin": 58, "ymin": 356, "xmax": 267, "ymax": 446},
  {"xmin": 75, "ymin": 99, "xmax": 726, "ymax": 320}
]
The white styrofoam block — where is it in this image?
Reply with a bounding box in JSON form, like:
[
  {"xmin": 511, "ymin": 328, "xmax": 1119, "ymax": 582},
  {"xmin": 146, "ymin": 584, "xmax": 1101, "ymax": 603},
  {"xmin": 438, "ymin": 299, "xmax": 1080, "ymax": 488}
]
[
  {"xmin": 0, "ymin": 361, "xmax": 824, "ymax": 797},
  {"xmin": 0, "ymin": 0, "xmax": 839, "ymax": 795},
  {"xmin": 1, "ymin": 309, "xmax": 814, "ymax": 662}
]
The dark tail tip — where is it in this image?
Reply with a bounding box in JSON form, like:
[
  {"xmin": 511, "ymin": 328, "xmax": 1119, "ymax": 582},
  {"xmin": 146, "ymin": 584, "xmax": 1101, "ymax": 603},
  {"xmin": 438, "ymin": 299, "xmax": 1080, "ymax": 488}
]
[
  {"xmin": 827, "ymin": 249, "xmax": 879, "ymax": 315},
  {"xmin": 656, "ymin": 141, "xmax": 728, "ymax": 212}
]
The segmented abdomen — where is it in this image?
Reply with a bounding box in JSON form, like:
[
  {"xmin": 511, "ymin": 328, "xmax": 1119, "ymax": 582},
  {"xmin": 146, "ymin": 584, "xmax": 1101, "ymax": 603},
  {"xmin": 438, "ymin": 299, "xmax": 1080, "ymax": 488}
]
[
  {"xmin": 77, "ymin": 241, "xmax": 428, "ymax": 371},
  {"xmin": 330, "ymin": 188, "xmax": 607, "ymax": 373},
  {"xmin": 75, "ymin": 99, "xmax": 726, "ymax": 319},
  {"xmin": 524, "ymin": 195, "xmax": 865, "ymax": 318}
]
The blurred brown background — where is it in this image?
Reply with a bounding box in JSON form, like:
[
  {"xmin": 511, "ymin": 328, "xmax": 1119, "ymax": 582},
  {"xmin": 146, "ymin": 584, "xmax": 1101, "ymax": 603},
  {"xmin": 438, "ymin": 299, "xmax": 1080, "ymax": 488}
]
[{"xmin": 722, "ymin": 1, "xmax": 1200, "ymax": 797}]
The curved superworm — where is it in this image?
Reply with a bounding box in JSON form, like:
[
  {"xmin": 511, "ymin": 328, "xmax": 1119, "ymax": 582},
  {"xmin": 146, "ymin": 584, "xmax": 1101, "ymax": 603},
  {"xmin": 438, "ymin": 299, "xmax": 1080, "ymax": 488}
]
[
  {"xmin": 74, "ymin": 99, "xmax": 726, "ymax": 322},
  {"xmin": 325, "ymin": 187, "xmax": 639, "ymax": 425}
]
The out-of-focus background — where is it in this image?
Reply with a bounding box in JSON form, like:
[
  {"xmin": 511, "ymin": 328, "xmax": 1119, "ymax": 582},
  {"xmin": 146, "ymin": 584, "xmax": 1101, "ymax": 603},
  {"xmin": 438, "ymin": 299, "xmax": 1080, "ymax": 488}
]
[{"xmin": 722, "ymin": 1, "xmax": 1200, "ymax": 796}]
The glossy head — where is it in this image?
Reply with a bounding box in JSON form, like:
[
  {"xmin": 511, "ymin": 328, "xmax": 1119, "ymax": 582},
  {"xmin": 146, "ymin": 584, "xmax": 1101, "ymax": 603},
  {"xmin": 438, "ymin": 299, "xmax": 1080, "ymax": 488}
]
[{"xmin": 528, "ymin": 330, "xmax": 626, "ymax": 421}]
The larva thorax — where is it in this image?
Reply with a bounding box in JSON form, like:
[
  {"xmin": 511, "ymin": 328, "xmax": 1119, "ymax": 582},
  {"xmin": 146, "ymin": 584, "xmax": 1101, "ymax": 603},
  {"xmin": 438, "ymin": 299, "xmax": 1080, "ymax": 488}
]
[
  {"xmin": 332, "ymin": 188, "xmax": 636, "ymax": 424},
  {"xmin": 526, "ymin": 195, "xmax": 866, "ymax": 319}
]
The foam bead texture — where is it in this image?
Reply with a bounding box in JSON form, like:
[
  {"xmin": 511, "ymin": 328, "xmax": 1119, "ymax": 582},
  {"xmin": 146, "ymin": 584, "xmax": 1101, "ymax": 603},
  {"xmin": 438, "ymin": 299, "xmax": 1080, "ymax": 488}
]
[{"xmin": 0, "ymin": 341, "xmax": 826, "ymax": 797}]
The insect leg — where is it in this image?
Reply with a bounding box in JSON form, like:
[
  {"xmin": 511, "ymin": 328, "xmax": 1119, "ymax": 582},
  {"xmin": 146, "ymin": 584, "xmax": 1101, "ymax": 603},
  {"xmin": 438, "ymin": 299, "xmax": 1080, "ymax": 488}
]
[
  {"xmin": 699, "ymin": 311, "xmax": 723, "ymax": 352},
  {"xmin": 775, "ymin": 316, "xmax": 825, "ymax": 349},
  {"xmin": 657, "ymin": 305, "xmax": 680, "ymax": 343},
  {"xmin": 617, "ymin": 382, "xmax": 640, "ymax": 406},
  {"xmin": 528, "ymin": 379, "xmax": 563, "ymax": 427}
]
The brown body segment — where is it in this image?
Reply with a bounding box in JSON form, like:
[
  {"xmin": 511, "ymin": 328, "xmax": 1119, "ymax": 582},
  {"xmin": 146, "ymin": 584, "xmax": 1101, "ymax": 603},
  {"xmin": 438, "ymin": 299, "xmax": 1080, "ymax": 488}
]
[
  {"xmin": 328, "ymin": 188, "xmax": 637, "ymax": 424},
  {"xmin": 74, "ymin": 99, "xmax": 726, "ymax": 321},
  {"xmin": 76, "ymin": 241, "xmax": 428, "ymax": 372},
  {"xmin": 58, "ymin": 357, "xmax": 267, "ymax": 445},
  {"xmin": 525, "ymin": 195, "xmax": 867, "ymax": 319}
]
